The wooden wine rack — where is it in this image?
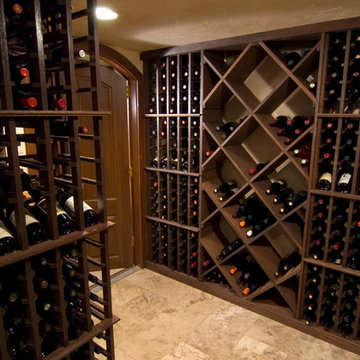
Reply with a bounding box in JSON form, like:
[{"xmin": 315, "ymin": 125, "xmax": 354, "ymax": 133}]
[
  {"xmin": 142, "ymin": 18, "xmax": 360, "ymax": 354},
  {"xmin": 0, "ymin": 1, "xmax": 117, "ymax": 359}
]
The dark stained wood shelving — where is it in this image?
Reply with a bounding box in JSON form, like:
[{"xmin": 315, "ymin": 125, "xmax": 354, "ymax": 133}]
[
  {"xmin": 142, "ymin": 17, "xmax": 360, "ymax": 355},
  {"xmin": 0, "ymin": 0, "xmax": 117, "ymax": 358}
]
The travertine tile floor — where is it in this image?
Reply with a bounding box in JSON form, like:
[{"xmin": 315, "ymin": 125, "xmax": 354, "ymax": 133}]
[{"xmin": 108, "ymin": 268, "xmax": 359, "ymax": 360}]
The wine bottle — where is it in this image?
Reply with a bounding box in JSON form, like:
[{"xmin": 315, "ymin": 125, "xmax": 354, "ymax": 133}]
[
  {"xmin": 214, "ymin": 180, "xmax": 237, "ymax": 194},
  {"xmin": 7, "ymin": 340, "xmax": 31, "ymax": 359},
  {"xmin": 280, "ymin": 190, "xmax": 307, "ymax": 214},
  {"xmin": 232, "ymin": 195, "xmax": 260, "ymax": 218},
  {"xmin": 62, "ymin": 263, "xmax": 77, "ymax": 280},
  {"xmin": 49, "ymin": 97, "xmax": 66, "ymax": 110},
  {"xmin": 321, "ymin": 306, "xmax": 336, "ymax": 329},
  {"xmin": 283, "ymin": 51, "xmax": 301, "ymax": 69},
  {"xmin": 57, "ymin": 190, "xmax": 100, "ymax": 227},
  {"xmin": 13, "ymin": 90, "xmax": 38, "ymax": 109},
  {"xmin": 31, "ymin": 198, "xmax": 76, "ymax": 235},
  {"xmin": 6, "ymin": 206, "xmax": 47, "ymax": 245},
  {"xmin": 219, "ymin": 188, "xmax": 238, "ymax": 202},
  {"xmin": 273, "ymin": 187, "xmax": 293, "ymax": 204},
  {"xmin": 242, "ymin": 267, "xmax": 267, "ymax": 295},
  {"xmin": 269, "ymin": 115, "xmax": 288, "ymax": 128},
  {"xmin": 339, "ymin": 313, "xmax": 354, "ymax": 335},
  {"xmin": 45, "ymin": 45, "xmax": 86, "ymax": 62},
  {"xmin": 266, "ymin": 180, "xmax": 287, "ymax": 195},
  {"xmin": 5, "ymin": 1, "xmax": 26, "ymax": 26},
  {"xmin": 9, "ymin": 58, "xmax": 30, "ymax": 85},
  {"xmin": 248, "ymin": 161, "xmax": 269, "ymax": 175},
  {"xmin": 50, "ymin": 118, "xmax": 88, "ymax": 136},
  {"xmin": 36, "ymin": 296, "xmax": 54, "ymax": 317},
  {"xmin": 215, "ymin": 122, "xmax": 238, "ymax": 139},
  {"xmin": 274, "ymin": 250, "xmax": 301, "ymax": 277},
  {"xmin": 317, "ymin": 160, "xmax": 332, "ymax": 190},
  {"xmin": 293, "ymin": 144, "xmax": 311, "ymax": 158},
  {"xmin": 0, "ymin": 219, "xmax": 18, "ymax": 255},
  {"xmin": 246, "ymin": 213, "xmax": 275, "ymax": 237},
  {"xmin": 226, "ymin": 239, "xmax": 242, "ymax": 255},
  {"xmin": 336, "ymin": 161, "xmax": 353, "ymax": 193}
]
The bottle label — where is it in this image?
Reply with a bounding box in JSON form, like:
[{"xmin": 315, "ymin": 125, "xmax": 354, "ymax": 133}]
[
  {"xmin": 0, "ymin": 222, "xmax": 12, "ymax": 238},
  {"xmin": 319, "ymin": 172, "xmax": 332, "ymax": 183},
  {"xmin": 65, "ymin": 197, "xmax": 93, "ymax": 213},
  {"xmin": 338, "ymin": 173, "xmax": 351, "ymax": 185},
  {"xmin": 9, "ymin": 211, "xmax": 39, "ymax": 227}
]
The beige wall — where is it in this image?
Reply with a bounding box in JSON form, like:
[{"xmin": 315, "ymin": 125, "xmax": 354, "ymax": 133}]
[{"xmin": 107, "ymin": 45, "xmax": 143, "ymax": 74}]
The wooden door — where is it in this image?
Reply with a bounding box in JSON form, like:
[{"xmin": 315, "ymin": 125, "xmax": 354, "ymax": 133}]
[{"xmin": 76, "ymin": 65, "xmax": 134, "ymax": 268}]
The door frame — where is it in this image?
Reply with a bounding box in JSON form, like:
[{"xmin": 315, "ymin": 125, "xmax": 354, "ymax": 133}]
[{"xmin": 99, "ymin": 44, "xmax": 145, "ymax": 268}]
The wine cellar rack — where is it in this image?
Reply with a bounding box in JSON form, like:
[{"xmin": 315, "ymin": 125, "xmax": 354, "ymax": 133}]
[
  {"xmin": 142, "ymin": 19, "xmax": 360, "ymax": 354},
  {"xmin": 0, "ymin": 1, "xmax": 117, "ymax": 359}
]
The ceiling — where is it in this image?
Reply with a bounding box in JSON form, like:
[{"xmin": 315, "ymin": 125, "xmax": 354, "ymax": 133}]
[{"xmin": 72, "ymin": 0, "xmax": 360, "ymax": 53}]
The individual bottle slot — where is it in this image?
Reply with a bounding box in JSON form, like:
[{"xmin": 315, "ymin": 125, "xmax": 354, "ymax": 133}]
[
  {"xmin": 205, "ymin": 268, "xmax": 227, "ymax": 285},
  {"xmin": 320, "ymin": 305, "xmax": 336, "ymax": 330},
  {"xmin": 215, "ymin": 121, "xmax": 240, "ymax": 140},
  {"xmin": 239, "ymin": 204, "xmax": 267, "ymax": 228},
  {"xmin": 240, "ymin": 262, "xmax": 268, "ymax": 295},
  {"xmin": 274, "ymin": 250, "xmax": 301, "ymax": 277},
  {"xmin": 246, "ymin": 213, "xmax": 275, "ymax": 237},
  {"xmin": 279, "ymin": 190, "xmax": 307, "ymax": 214},
  {"xmin": 0, "ymin": 219, "xmax": 18, "ymax": 255},
  {"xmin": 273, "ymin": 187, "xmax": 293, "ymax": 205},
  {"xmin": 13, "ymin": 89, "xmax": 38, "ymax": 109},
  {"xmin": 336, "ymin": 160, "xmax": 353, "ymax": 193},
  {"xmin": 282, "ymin": 49, "xmax": 309, "ymax": 69},
  {"xmin": 309, "ymin": 238, "xmax": 324, "ymax": 260},
  {"xmin": 303, "ymin": 265, "xmax": 322, "ymax": 325},
  {"xmin": 5, "ymin": 1, "xmax": 27, "ymax": 27},
  {"xmin": 214, "ymin": 180, "xmax": 237, "ymax": 194},
  {"xmin": 317, "ymin": 159, "xmax": 333, "ymax": 191},
  {"xmin": 229, "ymin": 256, "xmax": 249, "ymax": 276},
  {"xmin": 50, "ymin": 118, "xmax": 89, "ymax": 136},
  {"xmin": 215, "ymin": 238, "xmax": 242, "ymax": 260}
]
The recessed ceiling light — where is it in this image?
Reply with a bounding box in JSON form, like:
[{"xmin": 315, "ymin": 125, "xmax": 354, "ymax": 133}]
[{"xmin": 96, "ymin": 7, "xmax": 118, "ymax": 20}]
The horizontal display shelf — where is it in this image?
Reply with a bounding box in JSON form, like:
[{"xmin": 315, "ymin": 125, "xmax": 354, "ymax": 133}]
[
  {"xmin": 310, "ymin": 189, "xmax": 360, "ymax": 201},
  {"xmin": 0, "ymin": 221, "xmax": 115, "ymax": 269},
  {"xmin": 303, "ymin": 257, "xmax": 360, "ymax": 278},
  {"xmin": 317, "ymin": 113, "xmax": 360, "ymax": 118},
  {"xmin": 145, "ymin": 167, "xmax": 200, "ymax": 177},
  {"xmin": 0, "ymin": 110, "xmax": 112, "ymax": 116},
  {"xmin": 146, "ymin": 215, "xmax": 200, "ymax": 232}
]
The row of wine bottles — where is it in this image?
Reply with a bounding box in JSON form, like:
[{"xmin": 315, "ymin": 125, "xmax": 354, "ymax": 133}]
[
  {"xmin": 149, "ymin": 116, "xmax": 200, "ymax": 173},
  {"xmin": 324, "ymin": 31, "xmax": 360, "ymax": 114},
  {"xmin": 150, "ymin": 221, "xmax": 199, "ymax": 275},
  {"xmin": 148, "ymin": 54, "xmax": 201, "ymax": 114},
  {"xmin": 0, "ymin": 243, "xmax": 103, "ymax": 358},
  {"xmin": 303, "ymin": 265, "xmax": 360, "ymax": 338},
  {"xmin": 151, "ymin": 150, "xmax": 199, "ymax": 172},
  {"xmin": 269, "ymin": 115, "xmax": 314, "ymax": 146},
  {"xmin": 309, "ymin": 196, "xmax": 360, "ymax": 269},
  {"xmin": 149, "ymin": 174, "xmax": 199, "ymax": 227},
  {"xmin": 317, "ymin": 118, "xmax": 359, "ymax": 194},
  {"xmin": 230, "ymin": 193, "xmax": 276, "ymax": 237},
  {"xmin": 0, "ymin": 172, "xmax": 100, "ymax": 255}
]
